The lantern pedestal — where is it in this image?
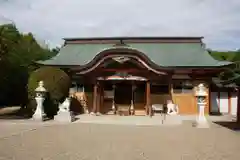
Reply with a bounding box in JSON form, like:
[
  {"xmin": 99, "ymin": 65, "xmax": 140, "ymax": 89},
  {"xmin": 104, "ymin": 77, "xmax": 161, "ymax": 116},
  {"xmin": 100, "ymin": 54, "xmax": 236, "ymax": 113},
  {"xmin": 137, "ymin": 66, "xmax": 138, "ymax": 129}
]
[
  {"xmin": 130, "ymin": 100, "xmax": 134, "ymax": 115},
  {"xmin": 196, "ymin": 103, "xmax": 209, "ymax": 128},
  {"xmin": 32, "ymin": 97, "xmax": 45, "ymax": 121},
  {"xmin": 112, "ymin": 102, "xmax": 116, "ymax": 115}
]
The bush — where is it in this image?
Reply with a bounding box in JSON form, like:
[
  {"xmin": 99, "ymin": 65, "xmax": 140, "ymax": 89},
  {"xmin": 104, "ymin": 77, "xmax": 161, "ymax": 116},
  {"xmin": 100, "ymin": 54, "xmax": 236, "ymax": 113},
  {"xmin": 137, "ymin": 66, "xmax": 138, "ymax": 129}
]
[{"xmin": 27, "ymin": 67, "xmax": 71, "ymax": 118}]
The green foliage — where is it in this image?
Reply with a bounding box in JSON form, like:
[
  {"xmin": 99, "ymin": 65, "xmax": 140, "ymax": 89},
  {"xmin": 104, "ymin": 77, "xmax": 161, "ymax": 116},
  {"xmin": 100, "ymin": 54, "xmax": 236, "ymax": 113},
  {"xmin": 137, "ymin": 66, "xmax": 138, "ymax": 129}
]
[
  {"xmin": 0, "ymin": 23, "xmax": 58, "ymax": 106},
  {"xmin": 51, "ymin": 47, "xmax": 60, "ymax": 55},
  {"xmin": 0, "ymin": 24, "xmax": 20, "ymax": 62},
  {"xmin": 209, "ymin": 50, "xmax": 240, "ymax": 62},
  {"xmin": 208, "ymin": 49, "xmax": 240, "ymax": 86},
  {"xmin": 27, "ymin": 67, "xmax": 71, "ymax": 117},
  {"xmin": 218, "ymin": 63, "xmax": 240, "ymax": 85}
]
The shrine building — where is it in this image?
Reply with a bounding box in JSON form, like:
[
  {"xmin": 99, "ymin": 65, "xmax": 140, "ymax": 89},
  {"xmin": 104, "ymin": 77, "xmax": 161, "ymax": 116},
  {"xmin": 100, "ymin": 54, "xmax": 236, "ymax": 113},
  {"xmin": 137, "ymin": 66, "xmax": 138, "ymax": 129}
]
[{"xmin": 38, "ymin": 37, "xmax": 237, "ymax": 116}]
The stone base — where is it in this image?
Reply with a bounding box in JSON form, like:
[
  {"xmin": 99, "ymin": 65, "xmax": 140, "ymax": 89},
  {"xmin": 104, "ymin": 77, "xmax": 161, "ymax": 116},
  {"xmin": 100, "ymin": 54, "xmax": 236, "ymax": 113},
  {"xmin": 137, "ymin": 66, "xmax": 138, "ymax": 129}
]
[
  {"xmin": 90, "ymin": 112, "xmax": 96, "ymax": 116},
  {"xmin": 163, "ymin": 115, "xmax": 182, "ymax": 125},
  {"xmin": 196, "ymin": 121, "xmax": 210, "ymax": 128},
  {"xmin": 54, "ymin": 112, "xmax": 74, "ymax": 122},
  {"xmin": 84, "ymin": 109, "xmax": 89, "ymax": 114},
  {"xmin": 32, "ymin": 112, "xmax": 44, "ymax": 121},
  {"xmin": 32, "ymin": 115, "xmax": 44, "ymax": 121},
  {"xmin": 195, "ymin": 116, "xmax": 210, "ymax": 128},
  {"xmin": 106, "ymin": 111, "xmax": 116, "ymax": 115},
  {"xmin": 96, "ymin": 112, "xmax": 102, "ymax": 116}
]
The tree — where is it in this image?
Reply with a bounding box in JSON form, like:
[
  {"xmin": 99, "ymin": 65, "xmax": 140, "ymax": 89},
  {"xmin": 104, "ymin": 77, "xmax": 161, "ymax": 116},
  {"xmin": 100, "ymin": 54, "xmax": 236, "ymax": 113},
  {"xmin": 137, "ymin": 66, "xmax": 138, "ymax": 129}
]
[
  {"xmin": 0, "ymin": 24, "xmax": 20, "ymax": 61},
  {"xmin": 51, "ymin": 46, "xmax": 60, "ymax": 55},
  {"xmin": 217, "ymin": 63, "xmax": 240, "ymax": 124},
  {"xmin": 208, "ymin": 48, "xmax": 240, "ymax": 125},
  {"xmin": 27, "ymin": 67, "xmax": 71, "ymax": 117},
  {"xmin": 0, "ymin": 23, "xmax": 57, "ymax": 107},
  {"xmin": 208, "ymin": 49, "xmax": 239, "ymax": 62}
]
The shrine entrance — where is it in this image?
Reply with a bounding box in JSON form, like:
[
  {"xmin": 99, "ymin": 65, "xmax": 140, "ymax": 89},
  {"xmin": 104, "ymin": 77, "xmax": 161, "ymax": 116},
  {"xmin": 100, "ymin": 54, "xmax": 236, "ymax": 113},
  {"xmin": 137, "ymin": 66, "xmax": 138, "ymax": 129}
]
[
  {"xmin": 100, "ymin": 79, "xmax": 147, "ymax": 116},
  {"xmin": 115, "ymin": 82, "xmax": 132, "ymax": 105}
]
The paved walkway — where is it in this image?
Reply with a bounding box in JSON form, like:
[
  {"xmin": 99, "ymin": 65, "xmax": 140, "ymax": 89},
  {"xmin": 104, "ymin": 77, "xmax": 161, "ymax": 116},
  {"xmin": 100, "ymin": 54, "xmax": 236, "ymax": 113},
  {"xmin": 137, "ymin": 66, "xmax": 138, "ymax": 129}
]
[{"xmin": 0, "ymin": 117, "xmax": 240, "ymax": 160}]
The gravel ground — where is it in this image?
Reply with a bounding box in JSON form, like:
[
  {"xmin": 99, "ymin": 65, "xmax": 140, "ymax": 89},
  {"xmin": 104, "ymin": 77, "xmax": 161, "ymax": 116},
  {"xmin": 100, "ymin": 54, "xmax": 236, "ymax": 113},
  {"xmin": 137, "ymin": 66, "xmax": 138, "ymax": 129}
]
[{"xmin": 0, "ymin": 121, "xmax": 240, "ymax": 160}]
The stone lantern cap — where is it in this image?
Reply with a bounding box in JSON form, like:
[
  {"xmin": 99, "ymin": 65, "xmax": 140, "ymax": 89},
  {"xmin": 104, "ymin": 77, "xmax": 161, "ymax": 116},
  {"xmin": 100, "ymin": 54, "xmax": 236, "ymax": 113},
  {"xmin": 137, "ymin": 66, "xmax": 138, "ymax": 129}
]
[
  {"xmin": 195, "ymin": 83, "xmax": 207, "ymax": 96},
  {"xmin": 35, "ymin": 81, "xmax": 47, "ymax": 92}
]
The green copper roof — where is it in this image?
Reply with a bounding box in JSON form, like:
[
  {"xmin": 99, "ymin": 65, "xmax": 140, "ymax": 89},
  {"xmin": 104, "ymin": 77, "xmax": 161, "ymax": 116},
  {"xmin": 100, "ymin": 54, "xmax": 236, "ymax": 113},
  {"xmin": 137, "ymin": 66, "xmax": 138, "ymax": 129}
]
[{"xmin": 38, "ymin": 43, "xmax": 232, "ymax": 67}]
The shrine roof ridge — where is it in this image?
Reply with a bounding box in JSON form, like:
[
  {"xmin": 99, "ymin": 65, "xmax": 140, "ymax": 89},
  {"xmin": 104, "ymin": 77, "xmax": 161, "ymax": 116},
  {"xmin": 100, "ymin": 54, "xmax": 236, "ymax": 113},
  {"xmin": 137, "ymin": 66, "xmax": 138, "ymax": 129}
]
[{"xmin": 63, "ymin": 36, "xmax": 204, "ymax": 41}]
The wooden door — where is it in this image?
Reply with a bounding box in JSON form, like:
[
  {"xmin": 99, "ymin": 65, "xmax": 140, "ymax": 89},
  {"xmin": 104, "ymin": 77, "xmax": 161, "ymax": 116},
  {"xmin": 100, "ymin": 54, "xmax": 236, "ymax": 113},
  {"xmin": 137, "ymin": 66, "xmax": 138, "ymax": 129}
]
[{"xmin": 172, "ymin": 93, "xmax": 197, "ymax": 114}]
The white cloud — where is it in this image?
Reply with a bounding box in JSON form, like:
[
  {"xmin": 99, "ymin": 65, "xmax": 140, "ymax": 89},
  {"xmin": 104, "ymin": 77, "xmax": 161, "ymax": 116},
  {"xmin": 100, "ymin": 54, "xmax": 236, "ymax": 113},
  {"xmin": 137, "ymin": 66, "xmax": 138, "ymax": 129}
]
[{"xmin": 0, "ymin": 0, "xmax": 240, "ymax": 50}]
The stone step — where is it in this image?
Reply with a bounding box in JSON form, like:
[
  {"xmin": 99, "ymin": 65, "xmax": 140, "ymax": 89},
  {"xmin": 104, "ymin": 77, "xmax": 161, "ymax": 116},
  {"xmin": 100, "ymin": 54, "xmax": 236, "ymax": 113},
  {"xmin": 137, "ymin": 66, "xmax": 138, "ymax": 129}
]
[{"xmin": 134, "ymin": 110, "xmax": 146, "ymax": 116}]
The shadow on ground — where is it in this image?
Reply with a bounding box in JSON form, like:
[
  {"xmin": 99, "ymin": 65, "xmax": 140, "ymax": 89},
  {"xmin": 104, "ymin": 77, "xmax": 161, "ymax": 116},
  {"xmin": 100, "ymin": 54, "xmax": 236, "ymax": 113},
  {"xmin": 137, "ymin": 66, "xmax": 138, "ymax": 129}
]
[
  {"xmin": 0, "ymin": 106, "xmax": 33, "ymax": 120},
  {"xmin": 0, "ymin": 101, "xmax": 84, "ymax": 124},
  {"xmin": 214, "ymin": 121, "xmax": 240, "ymax": 131}
]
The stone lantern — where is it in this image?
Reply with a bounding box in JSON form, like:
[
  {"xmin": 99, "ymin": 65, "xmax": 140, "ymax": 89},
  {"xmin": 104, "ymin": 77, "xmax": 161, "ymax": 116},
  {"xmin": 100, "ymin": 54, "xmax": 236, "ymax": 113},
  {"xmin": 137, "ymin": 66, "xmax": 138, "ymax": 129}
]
[
  {"xmin": 130, "ymin": 84, "xmax": 137, "ymax": 115},
  {"xmin": 32, "ymin": 81, "xmax": 47, "ymax": 121},
  {"xmin": 194, "ymin": 83, "xmax": 209, "ymax": 128},
  {"xmin": 112, "ymin": 85, "xmax": 116, "ymax": 114}
]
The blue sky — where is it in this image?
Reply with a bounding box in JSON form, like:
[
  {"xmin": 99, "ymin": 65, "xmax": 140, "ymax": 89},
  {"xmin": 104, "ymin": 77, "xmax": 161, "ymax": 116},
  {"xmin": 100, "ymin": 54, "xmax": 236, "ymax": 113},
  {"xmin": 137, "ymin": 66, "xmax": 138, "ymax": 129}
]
[{"xmin": 0, "ymin": 0, "xmax": 240, "ymax": 50}]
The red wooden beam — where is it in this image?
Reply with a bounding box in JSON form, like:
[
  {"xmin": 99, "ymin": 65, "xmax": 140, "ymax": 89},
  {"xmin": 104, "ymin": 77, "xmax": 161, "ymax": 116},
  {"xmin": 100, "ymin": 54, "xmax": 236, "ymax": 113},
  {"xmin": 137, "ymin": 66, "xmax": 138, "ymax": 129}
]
[{"xmin": 99, "ymin": 68, "xmax": 142, "ymax": 72}]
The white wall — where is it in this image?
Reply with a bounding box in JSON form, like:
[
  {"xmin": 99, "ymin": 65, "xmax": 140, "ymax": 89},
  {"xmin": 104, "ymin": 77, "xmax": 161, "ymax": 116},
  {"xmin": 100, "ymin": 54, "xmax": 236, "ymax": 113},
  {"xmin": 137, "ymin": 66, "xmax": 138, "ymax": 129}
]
[
  {"xmin": 219, "ymin": 92, "xmax": 229, "ymax": 113},
  {"xmin": 211, "ymin": 91, "xmax": 238, "ymax": 115},
  {"xmin": 230, "ymin": 92, "xmax": 238, "ymax": 115}
]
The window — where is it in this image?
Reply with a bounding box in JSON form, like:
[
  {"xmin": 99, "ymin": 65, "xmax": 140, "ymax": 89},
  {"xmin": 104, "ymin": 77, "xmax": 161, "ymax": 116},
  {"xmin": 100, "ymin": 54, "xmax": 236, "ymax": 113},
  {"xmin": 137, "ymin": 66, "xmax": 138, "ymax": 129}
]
[
  {"xmin": 84, "ymin": 84, "xmax": 93, "ymax": 92},
  {"xmin": 151, "ymin": 85, "xmax": 169, "ymax": 94},
  {"xmin": 173, "ymin": 81, "xmax": 193, "ymax": 94},
  {"xmin": 70, "ymin": 82, "xmax": 92, "ymax": 92},
  {"xmin": 103, "ymin": 83, "xmax": 113, "ymax": 91}
]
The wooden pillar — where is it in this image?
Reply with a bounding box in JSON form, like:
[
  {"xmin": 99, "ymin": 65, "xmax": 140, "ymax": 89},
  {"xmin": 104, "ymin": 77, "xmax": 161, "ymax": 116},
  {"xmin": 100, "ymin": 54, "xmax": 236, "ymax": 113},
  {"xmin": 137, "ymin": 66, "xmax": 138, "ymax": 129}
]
[
  {"xmin": 96, "ymin": 86, "xmax": 101, "ymax": 114},
  {"xmin": 228, "ymin": 91, "xmax": 231, "ymax": 114},
  {"xmin": 92, "ymin": 83, "xmax": 98, "ymax": 113},
  {"xmin": 146, "ymin": 81, "xmax": 152, "ymax": 117},
  {"xmin": 168, "ymin": 77, "xmax": 173, "ymax": 101},
  {"xmin": 217, "ymin": 91, "xmax": 220, "ymax": 114},
  {"xmin": 100, "ymin": 86, "xmax": 104, "ymax": 113},
  {"xmin": 145, "ymin": 84, "xmax": 148, "ymax": 115},
  {"xmin": 96, "ymin": 84, "xmax": 103, "ymax": 114},
  {"xmin": 208, "ymin": 84, "xmax": 212, "ymax": 115},
  {"xmin": 206, "ymin": 84, "xmax": 210, "ymax": 115}
]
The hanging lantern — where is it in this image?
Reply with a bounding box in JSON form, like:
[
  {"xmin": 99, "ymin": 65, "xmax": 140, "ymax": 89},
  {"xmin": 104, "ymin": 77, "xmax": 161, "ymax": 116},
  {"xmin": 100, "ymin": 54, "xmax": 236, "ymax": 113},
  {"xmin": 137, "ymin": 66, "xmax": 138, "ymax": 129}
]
[{"xmin": 183, "ymin": 80, "xmax": 192, "ymax": 87}]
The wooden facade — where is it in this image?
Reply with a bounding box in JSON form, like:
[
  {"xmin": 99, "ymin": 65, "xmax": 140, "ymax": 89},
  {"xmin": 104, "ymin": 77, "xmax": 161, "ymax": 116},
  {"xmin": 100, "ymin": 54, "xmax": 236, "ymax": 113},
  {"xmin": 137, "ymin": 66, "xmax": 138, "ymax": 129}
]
[
  {"xmin": 70, "ymin": 56, "xmax": 220, "ymax": 115},
  {"xmin": 72, "ymin": 77, "xmax": 214, "ymax": 115}
]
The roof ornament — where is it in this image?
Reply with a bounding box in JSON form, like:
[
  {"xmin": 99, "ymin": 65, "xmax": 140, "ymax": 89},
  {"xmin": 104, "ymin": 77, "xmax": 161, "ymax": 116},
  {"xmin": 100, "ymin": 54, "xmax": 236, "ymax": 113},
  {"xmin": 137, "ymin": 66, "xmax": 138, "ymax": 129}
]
[
  {"xmin": 201, "ymin": 43, "xmax": 206, "ymax": 49},
  {"xmin": 112, "ymin": 39, "xmax": 130, "ymax": 47},
  {"xmin": 112, "ymin": 56, "xmax": 130, "ymax": 63}
]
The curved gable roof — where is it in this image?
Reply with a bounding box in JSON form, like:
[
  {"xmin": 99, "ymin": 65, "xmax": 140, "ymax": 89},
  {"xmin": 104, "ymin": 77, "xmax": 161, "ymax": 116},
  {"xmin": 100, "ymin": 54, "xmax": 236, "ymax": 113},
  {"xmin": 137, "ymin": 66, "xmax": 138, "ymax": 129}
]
[{"xmin": 38, "ymin": 42, "xmax": 232, "ymax": 68}]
